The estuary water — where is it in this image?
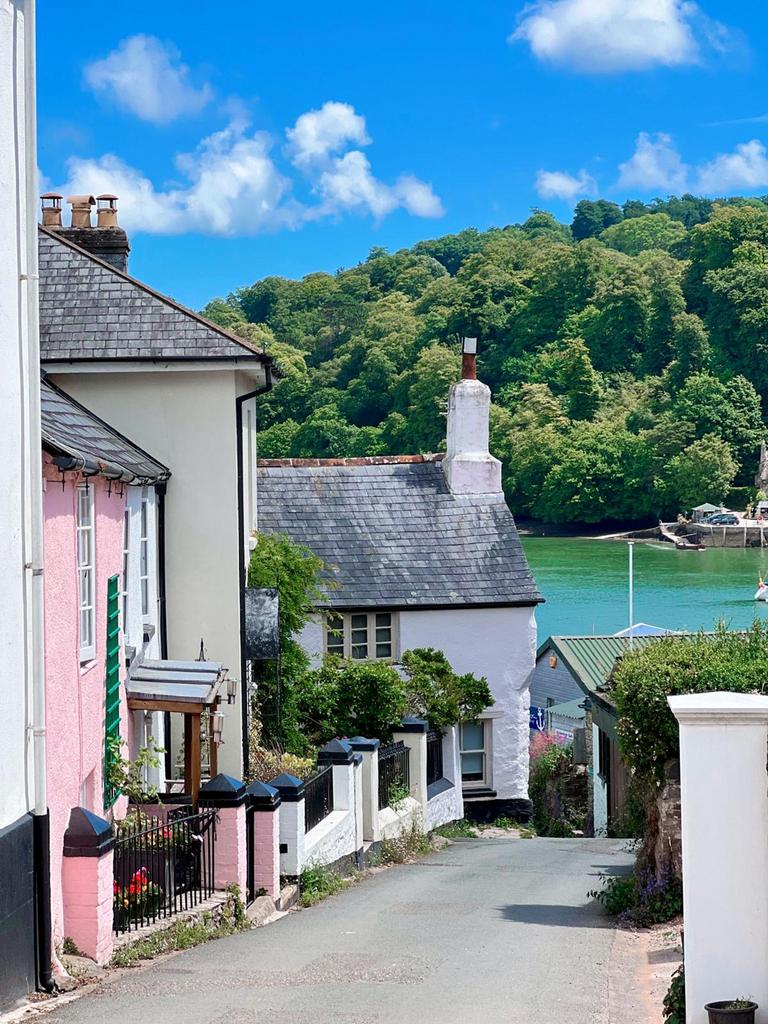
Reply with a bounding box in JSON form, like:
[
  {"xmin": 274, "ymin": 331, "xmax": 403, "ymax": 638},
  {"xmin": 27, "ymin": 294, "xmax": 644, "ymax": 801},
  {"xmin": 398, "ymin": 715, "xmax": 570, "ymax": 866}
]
[{"xmin": 521, "ymin": 536, "xmax": 768, "ymax": 640}]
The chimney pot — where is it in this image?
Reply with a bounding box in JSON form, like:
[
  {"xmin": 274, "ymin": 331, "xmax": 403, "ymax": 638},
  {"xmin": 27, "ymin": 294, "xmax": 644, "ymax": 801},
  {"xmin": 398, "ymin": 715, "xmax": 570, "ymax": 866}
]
[
  {"xmin": 40, "ymin": 192, "xmax": 63, "ymax": 228},
  {"xmin": 461, "ymin": 336, "xmax": 478, "ymax": 380},
  {"xmin": 96, "ymin": 194, "xmax": 119, "ymax": 229},
  {"xmin": 67, "ymin": 194, "xmax": 95, "ymax": 229}
]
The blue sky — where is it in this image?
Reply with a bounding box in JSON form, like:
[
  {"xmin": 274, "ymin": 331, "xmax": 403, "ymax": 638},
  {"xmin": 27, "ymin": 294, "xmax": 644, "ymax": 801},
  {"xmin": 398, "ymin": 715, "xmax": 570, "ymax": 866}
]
[{"xmin": 38, "ymin": 1, "xmax": 768, "ymax": 309}]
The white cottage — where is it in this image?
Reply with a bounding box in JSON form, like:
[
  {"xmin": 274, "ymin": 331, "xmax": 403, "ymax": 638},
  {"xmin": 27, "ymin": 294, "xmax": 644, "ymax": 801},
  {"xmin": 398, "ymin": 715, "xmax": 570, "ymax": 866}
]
[{"xmin": 257, "ymin": 355, "xmax": 542, "ymax": 821}]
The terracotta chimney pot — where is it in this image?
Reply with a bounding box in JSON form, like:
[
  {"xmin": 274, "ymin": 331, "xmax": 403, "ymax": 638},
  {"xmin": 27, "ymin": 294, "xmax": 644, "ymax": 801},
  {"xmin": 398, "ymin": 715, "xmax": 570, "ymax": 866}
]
[
  {"xmin": 40, "ymin": 192, "xmax": 63, "ymax": 228},
  {"xmin": 67, "ymin": 194, "xmax": 95, "ymax": 229},
  {"xmin": 96, "ymin": 194, "xmax": 119, "ymax": 229}
]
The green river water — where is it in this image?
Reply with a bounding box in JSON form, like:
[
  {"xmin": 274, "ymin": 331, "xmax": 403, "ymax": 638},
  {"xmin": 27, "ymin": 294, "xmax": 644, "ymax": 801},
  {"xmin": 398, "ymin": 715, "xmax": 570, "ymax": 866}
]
[{"xmin": 521, "ymin": 536, "xmax": 768, "ymax": 640}]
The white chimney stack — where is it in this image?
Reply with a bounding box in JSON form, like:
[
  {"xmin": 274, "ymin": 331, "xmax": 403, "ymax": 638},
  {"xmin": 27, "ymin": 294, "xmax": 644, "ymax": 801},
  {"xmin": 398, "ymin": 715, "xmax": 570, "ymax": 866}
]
[{"xmin": 442, "ymin": 338, "xmax": 502, "ymax": 495}]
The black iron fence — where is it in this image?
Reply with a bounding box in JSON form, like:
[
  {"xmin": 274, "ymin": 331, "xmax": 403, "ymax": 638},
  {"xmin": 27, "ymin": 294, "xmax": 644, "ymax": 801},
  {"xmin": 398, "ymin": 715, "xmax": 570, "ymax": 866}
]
[
  {"xmin": 378, "ymin": 740, "xmax": 410, "ymax": 810},
  {"xmin": 304, "ymin": 765, "xmax": 334, "ymax": 833},
  {"xmin": 426, "ymin": 729, "xmax": 444, "ymax": 787},
  {"xmin": 113, "ymin": 807, "xmax": 217, "ymax": 934}
]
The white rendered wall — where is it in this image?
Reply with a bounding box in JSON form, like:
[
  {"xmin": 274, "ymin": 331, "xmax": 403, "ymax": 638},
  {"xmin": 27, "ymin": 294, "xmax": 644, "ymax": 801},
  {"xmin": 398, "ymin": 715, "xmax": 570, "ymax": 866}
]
[
  {"xmin": 592, "ymin": 723, "xmax": 608, "ymax": 837},
  {"xmin": 670, "ymin": 693, "xmax": 768, "ymax": 1024},
  {"xmin": 49, "ymin": 368, "xmax": 265, "ymax": 775},
  {"xmin": 399, "ymin": 606, "xmax": 536, "ymax": 800},
  {"xmin": 0, "ymin": 0, "xmax": 35, "ymax": 829}
]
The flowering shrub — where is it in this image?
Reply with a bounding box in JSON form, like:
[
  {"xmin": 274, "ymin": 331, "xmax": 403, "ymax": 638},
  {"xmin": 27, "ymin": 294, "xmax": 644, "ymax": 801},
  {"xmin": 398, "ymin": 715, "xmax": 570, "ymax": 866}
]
[
  {"xmin": 113, "ymin": 868, "xmax": 163, "ymax": 926},
  {"xmin": 529, "ymin": 730, "xmax": 559, "ymax": 764},
  {"xmin": 589, "ymin": 870, "xmax": 682, "ymax": 927}
]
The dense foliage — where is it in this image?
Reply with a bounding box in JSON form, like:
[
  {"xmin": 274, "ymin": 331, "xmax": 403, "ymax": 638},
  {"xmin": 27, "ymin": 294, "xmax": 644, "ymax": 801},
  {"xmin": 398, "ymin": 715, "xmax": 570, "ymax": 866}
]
[
  {"xmin": 246, "ymin": 532, "xmax": 325, "ymax": 752},
  {"xmin": 528, "ymin": 735, "xmax": 586, "ymax": 837},
  {"xmin": 612, "ymin": 621, "xmax": 768, "ymax": 786},
  {"xmin": 203, "ymin": 195, "xmax": 768, "ymax": 524},
  {"xmin": 293, "ymin": 649, "xmax": 492, "ymax": 750},
  {"xmin": 589, "ymin": 870, "xmax": 683, "ymax": 928}
]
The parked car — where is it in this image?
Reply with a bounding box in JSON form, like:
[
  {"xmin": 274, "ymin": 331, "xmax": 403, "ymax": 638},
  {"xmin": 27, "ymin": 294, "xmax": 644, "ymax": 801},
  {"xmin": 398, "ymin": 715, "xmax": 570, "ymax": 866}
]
[{"xmin": 703, "ymin": 513, "xmax": 740, "ymax": 526}]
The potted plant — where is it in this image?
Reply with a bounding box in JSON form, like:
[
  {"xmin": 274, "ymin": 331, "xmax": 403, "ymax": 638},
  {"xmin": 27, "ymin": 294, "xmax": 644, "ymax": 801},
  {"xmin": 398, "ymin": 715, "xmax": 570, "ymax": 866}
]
[{"xmin": 705, "ymin": 999, "xmax": 758, "ymax": 1024}]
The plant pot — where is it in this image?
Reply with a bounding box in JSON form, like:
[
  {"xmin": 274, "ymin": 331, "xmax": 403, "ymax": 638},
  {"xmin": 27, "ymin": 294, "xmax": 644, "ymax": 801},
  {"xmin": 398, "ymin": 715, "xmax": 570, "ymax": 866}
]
[{"xmin": 705, "ymin": 1001, "xmax": 758, "ymax": 1024}]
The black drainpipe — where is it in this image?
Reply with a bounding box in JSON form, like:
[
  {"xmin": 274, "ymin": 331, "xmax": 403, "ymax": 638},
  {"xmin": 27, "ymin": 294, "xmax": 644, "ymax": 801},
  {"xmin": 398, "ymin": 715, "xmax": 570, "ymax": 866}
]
[
  {"xmin": 235, "ymin": 364, "xmax": 273, "ymax": 778},
  {"xmin": 33, "ymin": 811, "xmax": 54, "ymax": 992}
]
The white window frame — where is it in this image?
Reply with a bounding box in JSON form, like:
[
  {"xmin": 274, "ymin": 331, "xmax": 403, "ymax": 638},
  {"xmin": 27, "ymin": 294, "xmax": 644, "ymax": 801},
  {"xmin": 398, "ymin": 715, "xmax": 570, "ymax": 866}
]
[
  {"xmin": 77, "ymin": 483, "xmax": 96, "ymax": 663},
  {"xmin": 324, "ymin": 611, "xmax": 399, "ymax": 662},
  {"xmin": 121, "ymin": 506, "xmax": 130, "ymax": 630},
  {"xmin": 460, "ymin": 719, "xmax": 491, "ymax": 788},
  {"xmin": 139, "ymin": 488, "xmax": 149, "ymax": 620}
]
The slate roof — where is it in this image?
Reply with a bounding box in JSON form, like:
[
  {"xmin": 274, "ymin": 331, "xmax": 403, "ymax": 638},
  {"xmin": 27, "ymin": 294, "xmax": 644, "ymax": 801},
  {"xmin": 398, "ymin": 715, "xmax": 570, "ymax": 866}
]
[
  {"xmin": 37, "ymin": 226, "xmax": 272, "ymax": 364},
  {"xmin": 256, "ymin": 456, "xmax": 543, "ymax": 609},
  {"xmin": 41, "ymin": 375, "xmax": 170, "ymax": 483}
]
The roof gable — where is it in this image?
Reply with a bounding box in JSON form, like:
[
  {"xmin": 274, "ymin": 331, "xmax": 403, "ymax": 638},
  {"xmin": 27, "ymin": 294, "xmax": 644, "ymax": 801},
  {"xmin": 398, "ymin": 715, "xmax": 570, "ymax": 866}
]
[
  {"xmin": 256, "ymin": 458, "xmax": 542, "ymax": 609},
  {"xmin": 41, "ymin": 376, "xmax": 170, "ymax": 483},
  {"xmin": 38, "ymin": 227, "xmax": 271, "ymax": 364}
]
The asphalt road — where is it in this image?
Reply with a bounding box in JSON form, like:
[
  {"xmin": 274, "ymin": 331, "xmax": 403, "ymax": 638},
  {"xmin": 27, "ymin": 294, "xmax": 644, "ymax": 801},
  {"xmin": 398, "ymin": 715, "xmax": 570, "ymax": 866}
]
[{"xmin": 46, "ymin": 837, "xmax": 636, "ymax": 1024}]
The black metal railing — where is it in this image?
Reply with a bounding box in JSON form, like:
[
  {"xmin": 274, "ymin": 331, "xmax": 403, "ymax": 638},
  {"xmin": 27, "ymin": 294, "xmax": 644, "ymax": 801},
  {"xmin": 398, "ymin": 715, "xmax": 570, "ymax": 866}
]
[
  {"xmin": 426, "ymin": 729, "xmax": 444, "ymax": 787},
  {"xmin": 378, "ymin": 740, "xmax": 410, "ymax": 810},
  {"xmin": 304, "ymin": 765, "xmax": 334, "ymax": 833},
  {"xmin": 113, "ymin": 807, "xmax": 217, "ymax": 934}
]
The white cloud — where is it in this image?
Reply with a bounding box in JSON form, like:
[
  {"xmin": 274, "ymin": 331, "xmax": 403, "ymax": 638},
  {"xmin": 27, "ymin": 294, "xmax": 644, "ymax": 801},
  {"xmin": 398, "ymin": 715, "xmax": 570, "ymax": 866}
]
[
  {"xmin": 311, "ymin": 151, "xmax": 444, "ymax": 220},
  {"xmin": 55, "ymin": 121, "xmax": 299, "ymax": 236},
  {"xmin": 535, "ymin": 168, "xmax": 596, "ymax": 201},
  {"xmin": 84, "ymin": 35, "xmax": 212, "ymax": 124},
  {"xmin": 52, "ymin": 103, "xmax": 444, "ymax": 235},
  {"xmin": 510, "ymin": 0, "xmax": 731, "ymax": 73},
  {"xmin": 617, "ymin": 131, "xmax": 690, "ymax": 191},
  {"xmin": 286, "ymin": 101, "xmax": 369, "ymax": 168},
  {"xmin": 696, "ymin": 140, "xmax": 768, "ymax": 194},
  {"xmin": 287, "ymin": 102, "xmax": 444, "ymax": 221}
]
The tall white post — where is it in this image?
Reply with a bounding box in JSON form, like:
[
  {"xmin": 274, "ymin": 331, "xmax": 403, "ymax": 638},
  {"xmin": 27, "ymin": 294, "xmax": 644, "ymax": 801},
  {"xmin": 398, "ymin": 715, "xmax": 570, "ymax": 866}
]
[
  {"xmin": 628, "ymin": 541, "xmax": 634, "ymax": 648},
  {"xmin": 669, "ymin": 693, "xmax": 768, "ymax": 1023}
]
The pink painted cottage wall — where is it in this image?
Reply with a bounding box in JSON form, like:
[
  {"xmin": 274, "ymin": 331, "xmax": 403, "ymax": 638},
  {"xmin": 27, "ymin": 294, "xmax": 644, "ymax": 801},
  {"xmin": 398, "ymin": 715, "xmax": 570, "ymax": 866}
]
[{"xmin": 43, "ymin": 457, "xmax": 131, "ymax": 947}]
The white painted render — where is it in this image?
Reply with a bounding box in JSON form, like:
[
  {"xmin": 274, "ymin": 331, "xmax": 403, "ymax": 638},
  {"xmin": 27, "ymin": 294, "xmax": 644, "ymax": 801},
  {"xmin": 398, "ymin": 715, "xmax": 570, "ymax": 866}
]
[
  {"xmin": 592, "ymin": 722, "xmax": 608, "ymax": 837},
  {"xmin": 399, "ymin": 606, "xmax": 536, "ymax": 801},
  {"xmin": 670, "ymin": 692, "xmax": 768, "ymax": 1024},
  {"xmin": 48, "ymin": 367, "xmax": 266, "ymax": 776},
  {"xmin": 123, "ymin": 485, "xmax": 164, "ymax": 784},
  {"xmin": 443, "ymin": 378, "xmax": 502, "ymax": 495},
  {"xmin": 0, "ymin": 0, "xmax": 37, "ymax": 830},
  {"xmin": 298, "ymin": 608, "xmax": 535, "ymax": 802}
]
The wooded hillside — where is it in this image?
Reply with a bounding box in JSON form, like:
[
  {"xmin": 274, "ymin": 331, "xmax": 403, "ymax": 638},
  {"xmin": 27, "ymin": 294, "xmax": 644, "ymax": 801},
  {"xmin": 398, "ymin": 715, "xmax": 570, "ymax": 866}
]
[{"xmin": 202, "ymin": 195, "xmax": 768, "ymax": 524}]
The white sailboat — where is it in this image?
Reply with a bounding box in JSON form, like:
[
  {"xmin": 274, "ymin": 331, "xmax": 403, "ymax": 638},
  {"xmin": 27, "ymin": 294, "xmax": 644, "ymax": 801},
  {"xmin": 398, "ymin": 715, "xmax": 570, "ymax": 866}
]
[{"xmin": 755, "ymin": 577, "xmax": 768, "ymax": 602}]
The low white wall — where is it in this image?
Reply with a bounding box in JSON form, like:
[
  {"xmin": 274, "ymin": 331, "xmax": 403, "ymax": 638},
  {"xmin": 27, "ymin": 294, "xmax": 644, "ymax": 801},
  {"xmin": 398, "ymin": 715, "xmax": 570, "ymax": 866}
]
[
  {"xmin": 378, "ymin": 796, "xmax": 422, "ymax": 840},
  {"xmin": 425, "ymin": 784, "xmax": 462, "ymax": 831},
  {"xmin": 304, "ymin": 808, "xmax": 358, "ymax": 868}
]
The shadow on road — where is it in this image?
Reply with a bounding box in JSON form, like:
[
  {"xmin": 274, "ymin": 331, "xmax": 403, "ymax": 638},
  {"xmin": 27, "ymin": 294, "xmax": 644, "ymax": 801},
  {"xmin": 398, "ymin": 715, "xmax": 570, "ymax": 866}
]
[{"xmin": 496, "ymin": 902, "xmax": 613, "ymax": 928}]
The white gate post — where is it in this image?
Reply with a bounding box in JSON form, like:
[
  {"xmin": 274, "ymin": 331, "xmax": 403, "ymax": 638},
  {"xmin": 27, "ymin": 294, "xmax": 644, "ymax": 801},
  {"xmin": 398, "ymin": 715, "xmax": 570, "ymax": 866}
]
[{"xmin": 669, "ymin": 692, "xmax": 768, "ymax": 1024}]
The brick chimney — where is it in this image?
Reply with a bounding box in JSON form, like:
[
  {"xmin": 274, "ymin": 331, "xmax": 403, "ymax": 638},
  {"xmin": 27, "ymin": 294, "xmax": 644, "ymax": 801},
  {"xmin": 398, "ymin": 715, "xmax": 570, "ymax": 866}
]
[
  {"xmin": 42, "ymin": 193, "xmax": 130, "ymax": 272},
  {"xmin": 442, "ymin": 338, "xmax": 502, "ymax": 495}
]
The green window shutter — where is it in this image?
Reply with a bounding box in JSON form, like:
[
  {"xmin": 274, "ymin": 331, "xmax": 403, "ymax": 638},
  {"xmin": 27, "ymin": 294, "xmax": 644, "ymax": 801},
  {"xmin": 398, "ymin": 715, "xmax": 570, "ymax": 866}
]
[{"xmin": 103, "ymin": 574, "xmax": 121, "ymax": 809}]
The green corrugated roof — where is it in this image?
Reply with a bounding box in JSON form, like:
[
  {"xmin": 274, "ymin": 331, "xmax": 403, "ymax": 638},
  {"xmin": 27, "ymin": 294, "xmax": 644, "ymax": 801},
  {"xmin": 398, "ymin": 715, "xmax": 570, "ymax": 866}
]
[{"xmin": 542, "ymin": 635, "xmax": 663, "ymax": 704}]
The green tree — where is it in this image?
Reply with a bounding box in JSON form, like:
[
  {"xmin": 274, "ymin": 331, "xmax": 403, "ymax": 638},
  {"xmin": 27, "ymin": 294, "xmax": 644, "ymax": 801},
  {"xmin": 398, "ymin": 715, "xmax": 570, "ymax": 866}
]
[
  {"xmin": 600, "ymin": 213, "xmax": 687, "ymax": 256},
  {"xmin": 556, "ymin": 337, "xmax": 602, "ymax": 420},
  {"xmin": 666, "ymin": 312, "xmax": 710, "ymax": 390},
  {"xmin": 662, "ymin": 435, "xmax": 738, "ymax": 512},
  {"xmin": 571, "ymin": 199, "xmax": 623, "ymax": 241}
]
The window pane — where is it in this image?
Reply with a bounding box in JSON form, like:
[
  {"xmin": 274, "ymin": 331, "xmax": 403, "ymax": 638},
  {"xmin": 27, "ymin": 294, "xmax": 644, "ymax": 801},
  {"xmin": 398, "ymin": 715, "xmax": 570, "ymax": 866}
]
[
  {"xmin": 78, "ymin": 488, "xmax": 91, "ymax": 525},
  {"xmin": 80, "ymin": 608, "xmax": 92, "ymax": 648},
  {"xmin": 351, "ymin": 643, "xmax": 367, "ymax": 659},
  {"xmin": 375, "ymin": 626, "xmax": 391, "ymax": 643},
  {"xmin": 461, "ymin": 752, "xmax": 484, "ymax": 781},
  {"xmin": 140, "ymin": 500, "xmax": 148, "ymax": 537},
  {"xmin": 350, "ymin": 613, "xmax": 367, "ymax": 630},
  {"xmin": 461, "ymin": 721, "xmax": 484, "ymax": 752},
  {"xmin": 141, "ymin": 578, "xmax": 149, "ymax": 617},
  {"xmin": 80, "ymin": 568, "xmax": 91, "ymax": 607},
  {"xmin": 376, "ymin": 643, "xmax": 391, "ymax": 658},
  {"xmin": 375, "ymin": 613, "xmax": 391, "ymax": 627}
]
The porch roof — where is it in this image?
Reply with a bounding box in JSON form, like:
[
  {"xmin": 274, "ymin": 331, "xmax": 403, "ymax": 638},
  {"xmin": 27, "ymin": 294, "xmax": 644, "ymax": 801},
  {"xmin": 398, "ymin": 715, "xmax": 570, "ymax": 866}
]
[{"xmin": 126, "ymin": 658, "xmax": 226, "ymax": 712}]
